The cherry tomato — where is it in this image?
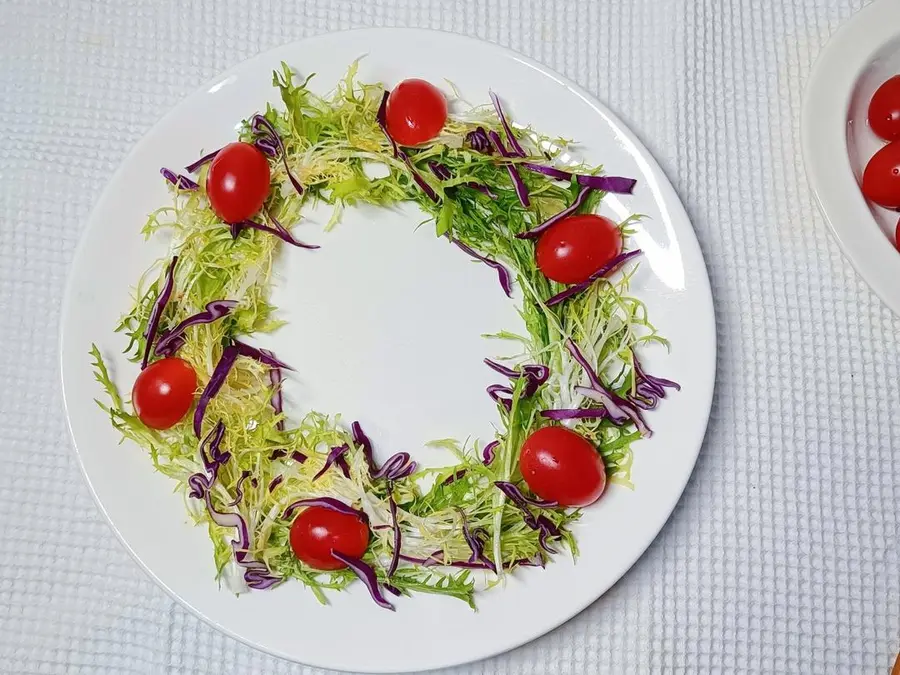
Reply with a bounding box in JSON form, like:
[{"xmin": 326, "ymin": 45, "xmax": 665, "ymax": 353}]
[
  {"xmin": 385, "ymin": 79, "xmax": 448, "ymax": 146},
  {"xmin": 535, "ymin": 214, "xmax": 622, "ymax": 284},
  {"xmin": 862, "ymin": 141, "xmax": 900, "ymax": 209},
  {"xmin": 869, "ymin": 76, "xmax": 900, "ymax": 141},
  {"xmin": 289, "ymin": 506, "xmax": 370, "ymax": 571},
  {"xmin": 206, "ymin": 142, "xmax": 271, "ymax": 224},
  {"xmin": 132, "ymin": 357, "xmax": 197, "ymax": 430},
  {"xmin": 519, "ymin": 426, "xmax": 606, "ymax": 508}
]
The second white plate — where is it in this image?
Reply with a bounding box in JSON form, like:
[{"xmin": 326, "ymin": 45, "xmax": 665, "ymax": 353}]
[{"xmin": 61, "ymin": 28, "xmax": 715, "ymax": 673}]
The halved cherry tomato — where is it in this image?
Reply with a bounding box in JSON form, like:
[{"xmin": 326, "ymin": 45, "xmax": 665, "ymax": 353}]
[
  {"xmin": 385, "ymin": 79, "xmax": 448, "ymax": 146},
  {"xmin": 862, "ymin": 141, "xmax": 900, "ymax": 209},
  {"xmin": 869, "ymin": 76, "xmax": 900, "ymax": 141},
  {"xmin": 206, "ymin": 142, "xmax": 271, "ymax": 224},
  {"xmin": 535, "ymin": 214, "xmax": 622, "ymax": 284},
  {"xmin": 132, "ymin": 357, "xmax": 197, "ymax": 430},
  {"xmin": 289, "ymin": 506, "xmax": 369, "ymax": 571},
  {"xmin": 519, "ymin": 426, "xmax": 606, "ymax": 507}
]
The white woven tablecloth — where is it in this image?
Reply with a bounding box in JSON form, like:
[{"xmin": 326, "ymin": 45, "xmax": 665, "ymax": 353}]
[{"xmin": 1, "ymin": 0, "xmax": 898, "ymax": 672}]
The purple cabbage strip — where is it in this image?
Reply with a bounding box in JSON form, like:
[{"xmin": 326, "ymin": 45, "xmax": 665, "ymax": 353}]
[
  {"xmin": 441, "ymin": 469, "xmax": 468, "ymax": 486},
  {"xmin": 232, "ymin": 217, "xmax": 320, "ymax": 249},
  {"xmin": 268, "ymin": 475, "xmax": 283, "ymax": 493},
  {"xmin": 489, "ymin": 91, "xmax": 526, "ymax": 157},
  {"xmin": 493, "ymin": 481, "xmax": 537, "ymax": 528},
  {"xmin": 486, "ymin": 383, "xmax": 514, "ymax": 411},
  {"xmin": 398, "ymin": 553, "xmax": 490, "ymax": 570},
  {"xmin": 225, "ymin": 470, "xmax": 252, "ymax": 507},
  {"xmin": 268, "ymin": 362, "xmax": 285, "ymax": 432},
  {"xmin": 387, "ymin": 490, "xmax": 401, "ymax": 578},
  {"xmin": 351, "ymin": 421, "xmax": 377, "ymax": 474},
  {"xmin": 459, "ymin": 510, "xmax": 497, "ymax": 573},
  {"xmin": 269, "ymin": 449, "xmax": 287, "ymax": 461},
  {"xmin": 494, "ymin": 481, "xmax": 557, "ymax": 508},
  {"xmin": 193, "ymin": 345, "xmax": 239, "ymax": 437},
  {"xmin": 232, "ymin": 340, "xmax": 294, "ymax": 371},
  {"xmin": 566, "ymin": 339, "xmax": 651, "ymax": 436},
  {"xmin": 482, "ymin": 440, "xmax": 499, "ymax": 465},
  {"xmin": 464, "ymin": 182, "xmax": 498, "ymax": 199},
  {"xmin": 282, "ymin": 497, "xmax": 370, "ymax": 524},
  {"xmin": 487, "ymin": 130, "xmax": 530, "ymax": 207},
  {"xmin": 249, "ymin": 113, "xmax": 303, "ymax": 195},
  {"xmin": 155, "ymin": 299, "xmax": 237, "ymax": 357},
  {"xmin": 517, "ymin": 186, "xmax": 592, "ymax": 240},
  {"xmin": 254, "ymin": 136, "xmax": 278, "ymax": 157},
  {"xmin": 330, "ymin": 551, "xmax": 395, "ymax": 611},
  {"xmin": 465, "ymin": 127, "xmax": 493, "ymax": 154},
  {"xmin": 384, "ymin": 583, "xmax": 402, "ymax": 596},
  {"xmin": 141, "ymin": 256, "xmax": 178, "ymax": 369},
  {"xmin": 484, "ymin": 358, "xmax": 549, "ymax": 397},
  {"xmin": 428, "ymin": 161, "xmax": 452, "ymax": 180},
  {"xmin": 452, "ymin": 240, "xmax": 513, "ymax": 297},
  {"xmin": 522, "ymin": 162, "xmax": 637, "ymax": 194},
  {"xmin": 290, "ymin": 450, "xmax": 307, "ymax": 464},
  {"xmin": 402, "ymin": 154, "xmax": 440, "ymax": 202},
  {"xmin": 376, "ymin": 92, "xmax": 439, "ymax": 202},
  {"xmin": 546, "ymin": 249, "xmax": 642, "ymax": 307},
  {"xmin": 185, "ymin": 148, "xmax": 220, "ymax": 174},
  {"xmin": 376, "ymin": 92, "xmax": 399, "ymax": 158},
  {"xmin": 199, "ymin": 420, "xmax": 228, "ymax": 478},
  {"xmin": 160, "ymin": 168, "xmax": 199, "ymax": 191},
  {"xmin": 535, "ymin": 515, "xmax": 561, "ymax": 555},
  {"xmin": 371, "ymin": 452, "xmax": 417, "ymax": 481},
  {"xmin": 540, "ymin": 407, "xmax": 608, "ymax": 421},
  {"xmin": 630, "ymin": 356, "xmax": 681, "ymax": 410},
  {"xmin": 313, "ymin": 444, "xmax": 351, "ymax": 482}
]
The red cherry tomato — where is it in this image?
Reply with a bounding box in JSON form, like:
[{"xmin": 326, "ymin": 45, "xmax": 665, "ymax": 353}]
[
  {"xmin": 869, "ymin": 76, "xmax": 900, "ymax": 141},
  {"xmin": 535, "ymin": 214, "xmax": 622, "ymax": 284},
  {"xmin": 206, "ymin": 142, "xmax": 271, "ymax": 224},
  {"xmin": 289, "ymin": 506, "xmax": 370, "ymax": 571},
  {"xmin": 862, "ymin": 141, "xmax": 900, "ymax": 208},
  {"xmin": 132, "ymin": 357, "xmax": 197, "ymax": 430},
  {"xmin": 385, "ymin": 79, "xmax": 448, "ymax": 146},
  {"xmin": 519, "ymin": 426, "xmax": 606, "ymax": 508}
]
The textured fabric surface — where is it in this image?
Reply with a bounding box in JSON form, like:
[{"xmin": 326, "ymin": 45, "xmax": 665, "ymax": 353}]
[{"xmin": 1, "ymin": 0, "xmax": 898, "ymax": 673}]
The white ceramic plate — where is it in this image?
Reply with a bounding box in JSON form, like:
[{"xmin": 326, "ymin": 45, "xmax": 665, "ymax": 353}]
[
  {"xmin": 803, "ymin": 0, "xmax": 900, "ymax": 317},
  {"xmin": 61, "ymin": 29, "xmax": 715, "ymax": 673}
]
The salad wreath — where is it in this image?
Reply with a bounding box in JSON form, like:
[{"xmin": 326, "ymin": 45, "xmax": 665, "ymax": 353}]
[{"xmin": 92, "ymin": 62, "xmax": 678, "ymax": 610}]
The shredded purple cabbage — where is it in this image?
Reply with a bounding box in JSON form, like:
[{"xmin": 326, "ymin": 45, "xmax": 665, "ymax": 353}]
[
  {"xmin": 387, "ymin": 490, "xmax": 401, "ymax": 577},
  {"xmin": 535, "ymin": 515, "xmax": 561, "ymax": 555},
  {"xmin": 376, "ymin": 92, "xmax": 400, "ymax": 158},
  {"xmin": 313, "ymin": 444, "xmax": 352, "ymax": 481},
  {"xmin": 282, "ymin": 497, "xmax": 369, "ymax": 524},
  {"xmin": 465, "ymin": 127, "xmax": 493, "ymax": 154},
  {"xmin": 268, "ymin": 475, "xmax": 283, "ymax": 493},
  {"xmin": 351, "ymin": 421, "xmax": 376, "ymax": 473},
  {"xmin": 484, "ymin": 358, "xmax": 549, "ymax": 397},
  {"xmin": 376, "ymin": 92, "xmax": 439, "ymax": 202},
  {"xmin": 371, "ymin": 452, "xmax": 417, "ymax": 481},
  {"xmin": 160, "ymin": 168, "xmax": 199, "ymax": 191},
  {"xmin": 489, "ymin": 91, "xmax": 526, "ymax": 157},
  {"xmin": 494, "ymin": 481, "xmax": 557, "ymax": 508},
  {"xmin": 522, "ymin": 162, "xmax": 637, "ymax": 194},
  {"xmin": 630, "ymin": 355, "xmax": 681, "ymax": 410},
  {"xmin": 331, "ymin": 551, "xmax": 395, "ymax": 611},
  {"xmin": 464, "ymin": 182, "xmax": 498, "ymax": 199},
  {"xmin": 199, "ymin": 420, "xmax": 229, "ymax": 479},
  {"xmin": 225, "ymin": 470, "xmax": 251, "ymax": 507},
  {"xmin": 232, "ymin": 216, "xmax": 320, "ymax": 249},
  {"xmin": 487, "ymin": 130, "xmax": 530, "ymax": 207},
  {"xmin": 155, "ymin": 299, "xmax": 237, "ymax": 357},
  {"xmin": 459, "ymin": 510, "xmax": 496, "ymax": 573},
  {"xmin": 452, "ymin": 240, "xmax": 513, "ymax": 297},
  {"xmin": 232, "ymin": 340, "xmax": 293, "ymax": 371},
  {"xmin": 567, "ymin": 339, "xmax": 651, "ymax": 436},
  {"xmin": 517, "ymin": 186, "xmax": 591, "ymax": 240},
  {"xmin": 441, "ymin": 469, "xmax": 468, "ymax": 486},
  {"xmin": 193, "ymin": 345, "xmax": 239, "ymax": 437},
  {"xmin": 540, "ymin": 407, "xmax": 608, "ymax": 421},
  {"xmin": 482, "ymin": 440, "xmax": 499, "ymax": 465},
  {"xmin": 486, "ymin": 383, "xmax": 514, "ymax": 411},
  {"xmin": 290, "ymin": 450, "xmax": 307, "ymax": 464},
  {"xmin": 141, "ymin": 256, "xmax": 178, "ymax": 369},
  {"xmin": 185, "ymin": 148, "xmax": 220, "ymax": 174},
  {"xmin": 268, "ymin": 361, "xmax": 285, "ymax": 432},
  {"xmin": 428, "ymin": 161, "xmax": 452, "ymax": 180},
  {"xmin": 546, "ymin": 249, "xmax": 642, "ymax": 307},
  {"xmin": 269, "ymin": 449, "xmax": 287, "ymax": 461},
  {"xmin": 249, "ymin": 114, "xmax": 303, "ymax": 195}
]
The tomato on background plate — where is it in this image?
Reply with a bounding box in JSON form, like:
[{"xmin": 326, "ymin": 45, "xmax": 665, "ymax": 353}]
[
  {"xmin": 132, "ymin": 357, "xmax": 197, "ymax": 430},
  {"xmin": 868, "ymin": 75, "xmax": 900, "ymax": 141},
  {"xmin": 290, "ymin": 506, "xmax": 370, "ymax": 570},
  {"xmin": 385, "ymin": 79, "xmax": 448, "ymax": 146},
  {"xmin": 535, "ymin": 214, "xmax": 622, "ymax": 284},
  {"xmin": 519, "ymin": 426, "xmax": 607, "ymax": 507},
  {"xmin": 206, "ymin": 142, "xmax": 272, "ymax": 224},
  {"xmin": 862, "ymin": 141, "xmax": 900, "ymax": 209}
]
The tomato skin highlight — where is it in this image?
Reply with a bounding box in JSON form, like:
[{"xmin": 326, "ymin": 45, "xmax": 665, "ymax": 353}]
[
  {"xmin": 132, "ymin": 357, "xmax": 197, "ymax": 430},
  {"xmin": 863, "ymin": 141, "xmax": 900, "ymax": 209},
  {"xmin": 869, "ymin": 76, "xmax": 900, "ymax": 141},
  {"xmin": 535, "ymin": 214, "xmax": 622, "ymax": 284},
  {"xmin": 206, "ymin": 142, "xmax": 271, "ymax": 224},
  {"xmin": 385, "ymin": 79, "xmax": 448, "ymax": 146},
  {"xmin": 519, "ymin": 426, "xmax": 607, "ymax": 507},
  {"xmin": 289, "ymin": 506, "xmax": 370, "ymax": 571}
]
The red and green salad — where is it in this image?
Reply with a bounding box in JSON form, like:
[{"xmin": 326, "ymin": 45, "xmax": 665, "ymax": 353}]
[{"xmin": 92, "ymin": 62, "xmax": 678, "ymax": 610}]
